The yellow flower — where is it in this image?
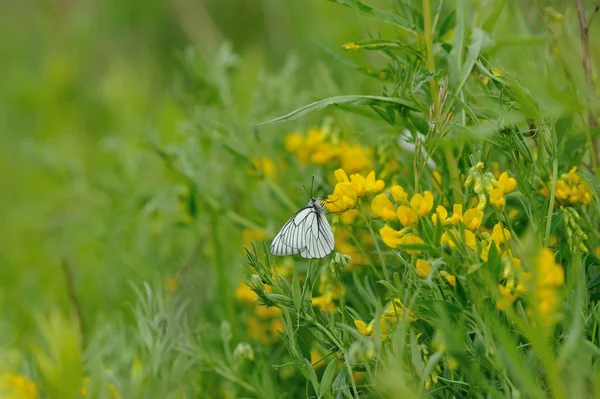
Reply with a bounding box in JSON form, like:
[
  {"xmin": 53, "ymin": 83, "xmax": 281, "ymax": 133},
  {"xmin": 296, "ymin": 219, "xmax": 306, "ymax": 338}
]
[
  {"xmin": 340, "ymin": 209, "xmax": 360, "ymax": 224},
  {"xmin": 441, "ymin": 230, "xmax": 476, "ymax": 251},
  {"xmin": 449, "ymin": 204, "xmax": 462, "ymax": 226},
  {"xmin": 340, "ymin": 143, "xmax": 373, "ymax": 174},
  {"xmin": 462, "ymin": 208, "xmax": 484, "ymax": 230},
  {"xmin": 536, "ymin": 249, "xmax": 564, "ymax": 287},
  {"xmin": 252, "ymin": 157, "xmax": 277, "ymax": 180},
  {"xmin": 0, "ymin": 373, "xmax": 38, "ymax": 399},
  {"xmin": 354, "ymin": 320, "xmax": 372, "ymax": 336},
  {"xmin": 496, "ymin": 283, "xmax": 518, "ymax": 310},
  {"xmin": 497, "ymin": 172, "xmax": 517, "ymax": 193},
  {"xmin": 489, "ymin": 188, "xmax": 506, "ymax": 207},
  {"xmin": 364, "ymin": 171, "xmax": 385, "ymax": 194},
  {"xmin": 432, "ymin": 205, "xmax": 449, "ymax": 225},
  {"xmin": 491, "ymin": 223, "xmax": 511, "ymax": 248},
  {"xmin": 397, "ymin": 205, "xmax": 419, "ymax": 227},
  {"xmin": 440, "ymin": 271, "xmax": 456, "ymax": 287},
  {"xmin": 312, "ymin": 292, "xmax": 337, "ymax": 312},
  {"xmin": 325, "ymin": 182, "xmax": 358, "ymax": 213},
  {"xmin": 380, "ymin": 224, "xmax": 406, "ymax": 248},
  {"xmin": 384, "ymin": 298, "xmax": 416, "ymax": 323},
  {"xmin": 410, "ymin": 191, "xmax": 434, "ymax": 216},
  {"xmin": 235, "ymin": 281, "xmax": 258, "ymax": 303},
  {"xmin": 416, "ymin": 259, "xmax": 432, "ymax": 278},
  {"xmin": 334, "ymin": 168, "xmax": 350, "ymax": 183},
  {"xmin": 400, "ymin": 235, "xmax": 425, "ymax": 255},
  {"xmin": 390, "ymin": 185, "xmax": 408, "ymax": 203},
  {"xmin": 311, "ymin": 142, "xmax": 340, "ymax": 165},
  {"xmin": 371, "ymin": 194, "xmax": 397, "ymax": 221},
  {"xmin": 284, "ymin": 132, "xmax": 304, "ymax": 153}
]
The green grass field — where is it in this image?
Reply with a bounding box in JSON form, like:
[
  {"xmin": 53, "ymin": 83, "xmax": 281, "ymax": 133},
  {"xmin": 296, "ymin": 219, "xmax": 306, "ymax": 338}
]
[{"xmin": 1, "ymin": 0, "xmax": 600, "ymax": 398}]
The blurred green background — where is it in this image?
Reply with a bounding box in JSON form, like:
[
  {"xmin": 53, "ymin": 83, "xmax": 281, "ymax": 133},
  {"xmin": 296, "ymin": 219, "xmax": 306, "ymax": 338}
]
[
  {"xmin": 2, "ymin": 0, "xmax": 599, "ymax": 369},
  {"xmin": 0, "ymin": 0, "xmax": 382, "ymax": 340}
]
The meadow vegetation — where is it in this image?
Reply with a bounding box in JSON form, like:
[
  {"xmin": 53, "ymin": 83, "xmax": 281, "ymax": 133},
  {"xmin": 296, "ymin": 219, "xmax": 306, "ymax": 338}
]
[{"xmin": 1, "ymin": 0, "xmax": 600, "ymax": 398}]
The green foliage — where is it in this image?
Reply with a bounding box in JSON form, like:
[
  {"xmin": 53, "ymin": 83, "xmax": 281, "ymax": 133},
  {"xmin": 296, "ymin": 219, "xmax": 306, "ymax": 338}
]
[{"xmin": 2, "ymin": 0, "xmax": 600, "ymax": 398}]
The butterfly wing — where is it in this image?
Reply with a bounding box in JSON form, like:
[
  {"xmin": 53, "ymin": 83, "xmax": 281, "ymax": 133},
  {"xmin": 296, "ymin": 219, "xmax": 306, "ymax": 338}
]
[
  {"xmin": 300, "ymin": 210, "xmax": 335, "ymax": 259},
  {"xmin": 270, "ymin": 207, "xmax": 312, "ymax": 256}
]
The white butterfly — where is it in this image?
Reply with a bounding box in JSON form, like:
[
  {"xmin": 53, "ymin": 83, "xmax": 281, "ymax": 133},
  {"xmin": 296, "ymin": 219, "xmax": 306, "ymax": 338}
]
[{"xmin": 270, "ymin": 197, "xmax": 335, "ymax": 259}]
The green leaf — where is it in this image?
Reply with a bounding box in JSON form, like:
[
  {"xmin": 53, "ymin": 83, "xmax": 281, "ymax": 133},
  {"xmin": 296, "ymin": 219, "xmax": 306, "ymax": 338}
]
[
  {"xmin": 319, "ymin": 359, "xmax": 339, "ymax": 396},
  {"xmin": 258, "ymin": 95, "xmax": 420, "ymax": 126},
  {"xmin": 328, "ymin": 0, "xmax": 417, "ymax": 35},
  {"xmin": 305, "ymin": 358, "xmax": 321, "ymax": 394},
  {"xmin": 412, "ymin": 66, "xmax": 438, "ymax": 93},
  {"xmin": 291, "ymin": 269, "xmax": 302, "ymax": 313},
  {"xmin": 343, "ymin": 38, "xmax": 423, "ymax": 59},
  {"xmin": 455, "ymin": 28, "xmax": 486, "ymax": 93}
]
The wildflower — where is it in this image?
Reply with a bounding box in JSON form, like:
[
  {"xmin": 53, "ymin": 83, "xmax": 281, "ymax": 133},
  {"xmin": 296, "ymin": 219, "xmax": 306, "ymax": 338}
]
[
  {"xmin": 431, "ymin": 205, "xmax": 450, "ymax": 225},
  {"xmin": 343, "ymin": 42, "xmax": 360, "ymax": 50},
  {"xmin": 252, "ymin": 157, "xmax": 277, "ymax": 180},
  {"xmin": 363, "ymin": 171, "xmax": 385, "ymax": 194},
  {"xmin": 354, "ymin": 320, "xmax": 372, "ymax": 336},
  {"xmin": 325, "ymin": 182, "xmax": 357, "ymax": 213},
  {"xmin": 384, "ymin": 298, "xmax": 416, "ymax": 323},
  {"xmin": 371, "ymin": 194, "xmax": 397, "ymax": 221},
  {"xmin": 541, "ymin": 167, "xmax": 593, "ymax": 205},
  {"xmin": 416, "ymin": 259, "xmax": 432, "ymax": 278},
  {"xmin": 0, "ymin": 372, "xmax": 38, "ymax": 399},
  {"xmin": 410, "ymin": 191, "xmax": 434, "ymax": 216},
  {"xmin": 496, "ymin": 282, "xmax": 518, "ymax": 310},
  {"xmin": 390, "ymin": 185, "xmax": 408, "ymax": 203},
  {"xmin": 284, "ymin": 132, "xmax": 304, "ymax": 153},
  {"xmin": 312, "ymin": 292, "xmax": 338, "ymax": 312},
  {"xmin": 235, "ymin": 280, "xmax": 260, "ymax": 303},
  {"xmin": 340, "ymin": 209, "xmax": 360, "ymax": 224},
  {"xmin": 340, "ymin": 142, "xmax": 373, "ymax": 174},
  {"xmin": 449, "ymin": 204, "xmax": 462, "ymax": 225},
  {"xmin": 380, "ymin": 224, "xmax": 406, "ymax": 248},
  {"xmin": 439, "ymin": 271, "xmax": 456, "ymax": 287},
  {"xmin": 440, "ymin": 230, "xmax": 476, "ymax": 251},
  {"xmin": 397, "ymin": 205, "xmax": 419, "ymax": 227},
  {"xmin": 462, "ymin": 208, "xmax": 484, "ymax": 230},
  {"xmin": 491, "ymin": 223, "xmax": 511, "ymax": 248},
  {"xmin": 400, "ymin": 235, "xmax": 425, "ymax": 255}
]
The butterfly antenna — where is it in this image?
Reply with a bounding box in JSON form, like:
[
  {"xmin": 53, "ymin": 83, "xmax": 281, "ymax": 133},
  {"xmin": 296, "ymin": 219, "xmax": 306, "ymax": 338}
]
[
  {"xmin": 302, "ymin": 184, "xmax": 310, "ymax": 197},
  {"xmin": 310, "ymin": 175, "xmax": 315, "ymax": 197}
]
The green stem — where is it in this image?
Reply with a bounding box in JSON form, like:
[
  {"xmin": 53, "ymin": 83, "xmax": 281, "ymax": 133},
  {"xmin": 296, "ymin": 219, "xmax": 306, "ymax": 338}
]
[
  {"xmin": 358, "ymin": 203, "xmax": 390, "ymax": 282},
  {"xmin": 543, "ymin": 157, "xmax": 558, "ymax": 246},
  {"xmin": 423, "ymin": 0, "xmax": 438, "ymax": 108}
]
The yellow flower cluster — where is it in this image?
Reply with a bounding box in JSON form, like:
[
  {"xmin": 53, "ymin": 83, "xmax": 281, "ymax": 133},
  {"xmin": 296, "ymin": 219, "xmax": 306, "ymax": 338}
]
[
  {"xmin": 325, "ymin": 169, "xmax": 385, "ymax": 213},
  {"xmin": 285, "ymin": 128, "xmax": 373, "ymax": 173},
  {"xmin": 251, "ymin": 157, "xmax": 278, "ymax": 180},
  {"xmin": 235, "ymin": 281, "xmax": 284, "ymax": 344},
  {"xmin": 540, "ymin": 166, "xmax": 593, "ymax": 205},
  {"xmin": 496, "ymin": 248, "xmax": 564, "ymax": 326},
  {"xmin": 354, "ymin": 298, "xmax": 415, "ymax": 339},
  {"xmin": 465, "ymin": 162, "xmax": 517, "ymax": 209},
  {"xmin": 373, "ymin": 186, "xmax": 432, "ymax": 254},
  {"xmin": 533, "ymin": 249, "xmax": 564, "ymax": 325},
  {"xmin": 0, "ymin": 372, "xmax": 38, "ymax": 399}
]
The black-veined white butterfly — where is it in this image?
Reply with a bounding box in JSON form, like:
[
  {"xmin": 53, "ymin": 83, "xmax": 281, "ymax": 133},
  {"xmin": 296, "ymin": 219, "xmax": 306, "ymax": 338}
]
[{"xmin": 270, "ymin": 197, "xmax": 335, "ymax": 259}]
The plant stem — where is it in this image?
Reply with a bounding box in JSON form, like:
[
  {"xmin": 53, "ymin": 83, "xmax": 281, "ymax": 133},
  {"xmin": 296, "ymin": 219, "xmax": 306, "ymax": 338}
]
[
  {"xmin": 359, "ymin": 203, "xmax": 390, "ymax": 282},
  {"xmin": 544, "ymin": 157, "xmax": 558, "ymax": 246},
  {"xmin": 423, "ymin": 0, "xmax": 438, "ymax": 109}
]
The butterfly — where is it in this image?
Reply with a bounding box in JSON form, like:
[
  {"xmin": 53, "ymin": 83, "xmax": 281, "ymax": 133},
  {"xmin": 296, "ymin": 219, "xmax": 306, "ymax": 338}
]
[{"xmin": 270, "ymin": 197, "xmax": 335, "ymax": 259}]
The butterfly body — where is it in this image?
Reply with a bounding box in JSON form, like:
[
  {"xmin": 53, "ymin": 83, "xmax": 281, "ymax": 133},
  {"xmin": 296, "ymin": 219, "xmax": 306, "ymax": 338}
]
[{"xmin": 270, "ymin": 198, "xmax": 335, "ymax": 259}]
